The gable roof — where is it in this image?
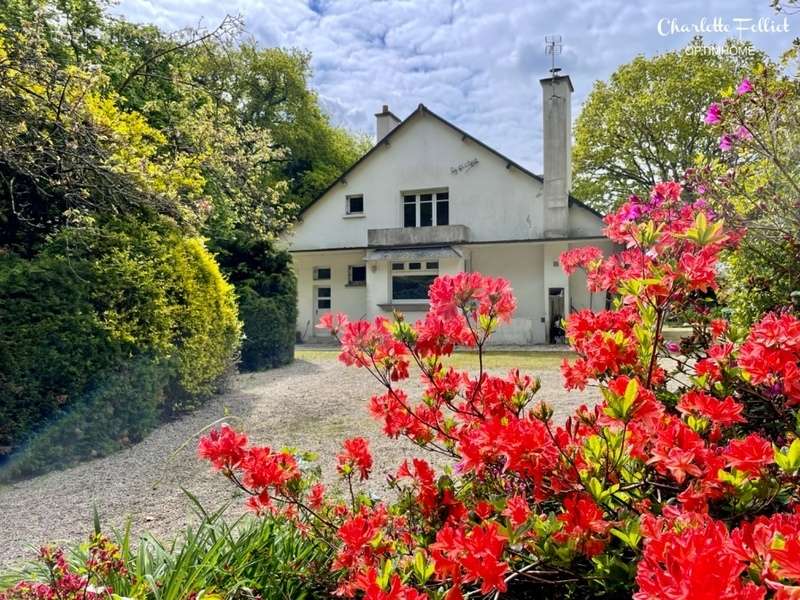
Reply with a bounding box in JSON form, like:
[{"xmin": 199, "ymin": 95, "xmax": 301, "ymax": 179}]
[{"xmin": 299, "ymin": 103, "xmax": 604, "ymax": 219}]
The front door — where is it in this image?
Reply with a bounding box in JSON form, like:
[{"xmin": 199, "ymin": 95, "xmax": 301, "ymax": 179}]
[
  {"xmin": 313, "ymin": 286, "xmax": 332, "ymax": 336},
  {"xmin": 548, "ymin": 287, "xmax": 565, "ymax": 344}
]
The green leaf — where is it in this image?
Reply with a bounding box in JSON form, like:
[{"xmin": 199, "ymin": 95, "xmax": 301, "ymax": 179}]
[{"xmin": 774, "ymin": 439, "xmax": 800, "ymax": 474}]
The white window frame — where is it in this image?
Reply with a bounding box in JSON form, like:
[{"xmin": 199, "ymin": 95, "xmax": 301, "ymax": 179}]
[
  {"xmin": 391, "ymin": 261, "xmax": 439, "ymax": 303},
  {"xmin": 401, "ymin": 189, "xmax": 449, "ymax": 228},
  {"xmin": 345, "ymin": 194, "xmax": 365, "ymax": 218}
]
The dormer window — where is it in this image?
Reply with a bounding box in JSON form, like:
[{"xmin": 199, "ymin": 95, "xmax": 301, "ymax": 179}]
[
  {"xmin": 346, "ymin": 194, "xmax": 364, "ymax": 216},
  {"xmin": 403, "ymin": 190, "xmax": 449, "ymax": 228}
]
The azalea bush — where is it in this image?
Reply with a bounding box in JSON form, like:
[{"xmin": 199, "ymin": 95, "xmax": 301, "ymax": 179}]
[{"xmin": 195, "ymin": 181, "xmax": 800, "ymax": 599}]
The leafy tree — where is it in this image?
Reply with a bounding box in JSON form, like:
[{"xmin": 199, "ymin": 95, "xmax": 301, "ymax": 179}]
[
  {"xmin": 690, "ymin": 58, "xmax": 800, "ymax": 324},
  {"xmin": 573, "ymin": 39, "xmax": 765, "ymax": 213}
]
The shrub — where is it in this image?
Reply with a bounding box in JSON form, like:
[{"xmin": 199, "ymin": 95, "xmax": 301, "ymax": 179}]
[
  {"xmin": 0, "ymin": 509, "xmax": 330, "ymax": 599},
  {"xmin": 0, "ymin": 358, "xmax": 170, "ymax": 480},
  {"xmin": 0, "ymin": 217, "xmax": 240, "ymax": 472},
  {"xmin": 200, "ymin": 181, "xmax": 800, "ymax": 599},
  {"xmin": 213, "ymin": 235, "xmax": 296, "ymax": 372}
]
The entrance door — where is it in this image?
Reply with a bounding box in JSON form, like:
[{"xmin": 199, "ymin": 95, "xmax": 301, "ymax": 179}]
[
  {"xmin": 314, "ymin": 286, "xmax": 332, "ymax": 335},
  {"xmin": 548, "ymin": 287, "xmax": 565, "ymax": 344}
]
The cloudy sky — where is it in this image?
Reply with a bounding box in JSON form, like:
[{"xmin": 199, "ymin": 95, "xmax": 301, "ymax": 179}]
[{"xmin": 113, "ymin": 0, "xmax": 797, "ymax": 172}]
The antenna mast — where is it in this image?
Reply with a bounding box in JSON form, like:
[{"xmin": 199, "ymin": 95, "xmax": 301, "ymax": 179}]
[{"xmin": 545, "ymin": 34, "xmax": 562, "ymax": 77}]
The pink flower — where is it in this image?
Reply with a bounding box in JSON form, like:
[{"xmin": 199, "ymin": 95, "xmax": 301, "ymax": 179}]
[
  {"xmin": 736, "ymin": 126, "xmax": 752, "ymax": 140},
  {"xmin": 719, "ymin": 134, "xmax": 733, "ymax": 152},
  {"xmin": 736, "ymin": 78, "xmax": 753, "ymax": 95},
  {"xmin": 704, "ymin": 103, "xmax": 722, "ymax": 125}
]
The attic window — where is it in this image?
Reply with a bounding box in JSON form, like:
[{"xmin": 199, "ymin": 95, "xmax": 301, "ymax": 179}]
[{"xmin": 346, "ymin": 194, "xmax": 364, "ymax": 215}]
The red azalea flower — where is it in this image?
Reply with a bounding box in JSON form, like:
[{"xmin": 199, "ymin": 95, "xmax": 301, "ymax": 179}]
[
  {"xmin": 337, "ymin": 437, "xmax": 373, "ymax": 481},
  {"xmin": 198, "ymin": 425, "xmax": 248, "ymax": 471},
  {"xmin": 723, "ymin": 434, "xmax": 774, "ymax": 475}
]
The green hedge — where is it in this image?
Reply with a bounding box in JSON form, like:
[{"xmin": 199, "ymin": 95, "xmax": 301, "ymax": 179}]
[
  {"xmin": 0, "ymin": 217, "xmax": 241, "ymax": 478},
  {"xmin": 0, "ymin": 358, "xmax": 170, "ymax": 480},
  {"xmin": 213, "ymin": 235, "xmax": 297, "ymax": 372}
]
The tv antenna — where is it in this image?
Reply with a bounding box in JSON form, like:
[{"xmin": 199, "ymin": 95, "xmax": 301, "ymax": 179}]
[{"xmin": 545, "ymin": 34, "xmax": 562, "ymax": 77}]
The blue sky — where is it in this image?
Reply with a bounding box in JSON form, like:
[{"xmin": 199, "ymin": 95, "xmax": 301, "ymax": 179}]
[{"xmin": 113, "ymin": 0, "xmax": 797, "ymax": 172}]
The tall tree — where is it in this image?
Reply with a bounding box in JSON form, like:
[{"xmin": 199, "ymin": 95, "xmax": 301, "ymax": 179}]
[{"xmin": 572, "ymin": 39, "xmax": 765, "ymax": 213}]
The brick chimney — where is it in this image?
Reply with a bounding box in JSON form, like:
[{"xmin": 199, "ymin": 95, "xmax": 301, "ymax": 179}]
[
  {"xmin": 540, "ymin": 74, "xmax": 573, "ymax": 238},
  {"xmin": 375, "ymin": 105, "xmax": 401, "ymax": 143}
]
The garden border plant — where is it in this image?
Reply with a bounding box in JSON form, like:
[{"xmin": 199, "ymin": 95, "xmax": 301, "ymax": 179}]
[{"xmin": 191, "ymin": 176, "xmax": 800, "ymax": 600}]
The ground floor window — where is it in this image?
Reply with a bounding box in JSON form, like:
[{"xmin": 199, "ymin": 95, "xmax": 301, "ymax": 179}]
[
  {"xmin": 391, "ymin": 261, "xmax": 438, "ymax": 301},
  {"xmin": 348, "ymin": 265, "xmax": 366, "ymax": 285}
]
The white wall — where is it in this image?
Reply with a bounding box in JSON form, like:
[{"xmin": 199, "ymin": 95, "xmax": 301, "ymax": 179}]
[
  {"xmin": 293, "ymin": 250, "xmax": 367, "ymax": 340},
  {"xmin": 469, "ymin": 243, "xmax": 547, "ymax": 344},
  {"xmin": 288, "ymin": 113, "xmax": 548, "ymax": 251},
  {"xmin": 568, "ymin": 203, "xmax": 606, "ymax": 237}
]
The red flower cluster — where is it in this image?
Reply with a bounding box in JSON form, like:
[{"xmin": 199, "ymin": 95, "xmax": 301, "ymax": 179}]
[
  {"xmin": 637, "ymin": 509, "xmax": 800, "ymax": 600},
  {"xmin": 337, "ymin": 437, "xmax": 373, "ymax": 481},
  {"xmin": 198, "ymin": 424, "xmax": 300, "ymax": 514},
  {"xmin": 739, "ymin": 312, "xmax": 800, "ymax": 406}
]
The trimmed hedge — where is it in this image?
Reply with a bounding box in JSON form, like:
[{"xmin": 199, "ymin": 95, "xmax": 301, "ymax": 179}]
[
  {"xmin": 0, "ymin": 358, "xmax": 170, "ymax": 480},
  {"xmin": 0, "ymin": 217, "xmax": 241, "ymax": 478},
  {"xmin": 213, "ymin": 235, "xmax": 297, "ymax": 372}
]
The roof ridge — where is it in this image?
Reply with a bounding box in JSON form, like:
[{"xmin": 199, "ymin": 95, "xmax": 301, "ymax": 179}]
[{"xmin": 298, "ymin": 105, "xmax": 603, "ymax": 219}]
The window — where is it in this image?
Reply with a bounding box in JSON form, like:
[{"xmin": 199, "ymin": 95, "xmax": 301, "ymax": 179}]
[
  {"xmin": 391, "ymin": 262, "xmax": 438, "ymax": 301},
  {"xmin": 348, "ymin": 265, "xmax": 366, "ymax": 285},
  {"xmin": 346, "ymin": 194, "xmax": 364, "ymax": 215},
  {"xmin": 393, "ymin": 275, "xmax": 436, "ymax": 300},
  {"xmin": 403, "ymin": 190, "xmax": 449, "ymax": 227},
  {"xmin": 315, "ymin": 286, "xmax": 331, "ymax": 309},
  {"xmin": 403, "ymin": 195, "xmax": 416, "ymax": 227},
  {"xmin": 313, "ymin": 267, "xmax": 331, "ymax": 280}
]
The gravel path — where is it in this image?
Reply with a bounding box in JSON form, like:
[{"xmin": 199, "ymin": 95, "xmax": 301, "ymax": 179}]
[{"xmin": 0, "ymin": 355, "xmax": 597, "ymax": 570}]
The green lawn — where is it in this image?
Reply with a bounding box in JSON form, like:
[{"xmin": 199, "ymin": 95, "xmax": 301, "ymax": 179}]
[{"xmin": 295, "ymin": 348, "xmax": 573, "ymax": 371}]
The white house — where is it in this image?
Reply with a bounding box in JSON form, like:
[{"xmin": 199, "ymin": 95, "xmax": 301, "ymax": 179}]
[{"xmin": 287, "ymin": 74, "xmax": 614, "ymax": 344}]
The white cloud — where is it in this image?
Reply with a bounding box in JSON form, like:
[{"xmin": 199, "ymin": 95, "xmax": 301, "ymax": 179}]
[{"xmin": 113, "ymin": 0, "xmax": 796, "ymax": 171}]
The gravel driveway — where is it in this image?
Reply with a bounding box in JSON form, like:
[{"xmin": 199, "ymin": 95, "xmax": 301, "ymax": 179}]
[{"xmin": 0, "ymin": 352, "xmax": 597, "ymax": 570}]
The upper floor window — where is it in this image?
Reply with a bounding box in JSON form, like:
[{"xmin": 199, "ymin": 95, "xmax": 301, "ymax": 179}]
[
  {"xmin": 403, "ymin": 190, "xmax": 449, "ymax": 228},
  {"xmin": 346, "ymin": 194, "xmax": 364, "ymax": 215}
]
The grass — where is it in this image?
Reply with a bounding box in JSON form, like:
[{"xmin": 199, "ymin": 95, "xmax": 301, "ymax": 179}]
[{"xmin": 296, "ymin": 347, "xmax": 573, "ymax": 371}]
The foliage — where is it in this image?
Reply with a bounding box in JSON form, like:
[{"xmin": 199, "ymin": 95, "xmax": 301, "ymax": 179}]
[
  {"xmin": 201, "ymin": 183, "xmax": 800, "ymax": 599},
  {"xmin": 0, "ymin": 17, "xmax": 207, "ymax": 255},
  {"xmin": 689, "ymin": 63, "xmax": 800, "ymax": 325},
  {"xmin": 213, "ymin": 235, "xmax": 298, "ymax": 372},
  {"xmin": 0, "ymin": 358, "xmax": 170, "ymax": 481},
  {"xmin": 0, "ymin": 217, "xmax": 240, "ymax": 468},
  {"xmin": 0, "ymin": 507, "xmax": 329, "ymax": 599},
  {"xmin": 572, "ymin": 38, "xmax": 765, "ymax": 213}
]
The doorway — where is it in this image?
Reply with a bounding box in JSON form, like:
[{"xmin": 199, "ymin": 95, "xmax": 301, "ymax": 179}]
[
  {"xmin": 313, "ymin": 286, "xmax": 332, "ymax": 336},
  {"xmin": 548, "ymin": 287, "xmax": 565, "ymax": 344}
]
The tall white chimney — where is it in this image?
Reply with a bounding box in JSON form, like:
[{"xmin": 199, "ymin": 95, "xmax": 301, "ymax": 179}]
[
  {"xmin": 375, "ymin": 105, "xmax": 401, "ymax": 143},
  {"xmin": 540, "ymin": 74, "xmax": 573, "ymax": 238}
]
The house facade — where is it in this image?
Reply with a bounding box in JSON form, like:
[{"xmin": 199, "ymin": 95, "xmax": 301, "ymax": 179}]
[{"xmin": 287, "ymin": 74, "xmax": 614, "ymax": 344}]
